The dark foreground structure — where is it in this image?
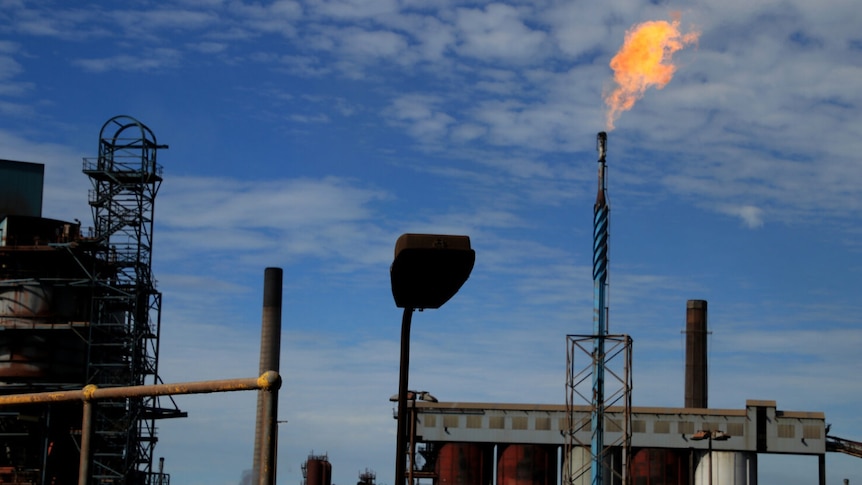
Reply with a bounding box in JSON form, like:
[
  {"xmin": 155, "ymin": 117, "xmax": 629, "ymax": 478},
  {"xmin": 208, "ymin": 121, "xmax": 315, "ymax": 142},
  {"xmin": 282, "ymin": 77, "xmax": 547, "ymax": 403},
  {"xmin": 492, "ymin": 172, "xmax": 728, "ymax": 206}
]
[{"xmin": 0, "ymin": 117, "xmax": 184, "ymax": 484}]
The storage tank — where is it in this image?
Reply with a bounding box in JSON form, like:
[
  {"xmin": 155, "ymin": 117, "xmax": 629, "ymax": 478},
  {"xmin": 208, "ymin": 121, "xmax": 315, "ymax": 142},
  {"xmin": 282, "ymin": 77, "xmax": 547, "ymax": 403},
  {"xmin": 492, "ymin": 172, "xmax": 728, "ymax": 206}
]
[
  {"xmin": 496, "ymin": 444, "xmax": 556, "ymax": 485},
  {"xmin": 563, "ymin": 445, "xmax": 622, "ymax": 485},
  {"xmin": 0, "ymin": 282, "xmax": 88, "ymax": 382},
  {"xmin": 563, "ymin": 445, "xmax": 590, "ymax": 485},
  {"xmin": 631, "ymin": 448, "xmax": 687, "ymax": 485},
  {"xmin": 303, "ymin": 453, "xmax": 332, "ymax": 485},
  {"xmin": 436, "ymin": 442, "xmax": 492, "ymax": 485},
  {"xmin": 693, "ymin": 451, "xmax": 756, "ymax": 485}
]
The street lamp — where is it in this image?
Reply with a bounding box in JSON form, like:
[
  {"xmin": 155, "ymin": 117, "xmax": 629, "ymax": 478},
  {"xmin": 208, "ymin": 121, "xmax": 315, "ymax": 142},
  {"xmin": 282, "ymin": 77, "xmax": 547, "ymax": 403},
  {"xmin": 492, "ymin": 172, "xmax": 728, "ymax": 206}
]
[
  {"xmin": 390, "ymin": 234, "xmax": 475, "ymax": 485},
  {"xmin": 691, "ymin": 429, "xmax": 730, "ymax": 485}
]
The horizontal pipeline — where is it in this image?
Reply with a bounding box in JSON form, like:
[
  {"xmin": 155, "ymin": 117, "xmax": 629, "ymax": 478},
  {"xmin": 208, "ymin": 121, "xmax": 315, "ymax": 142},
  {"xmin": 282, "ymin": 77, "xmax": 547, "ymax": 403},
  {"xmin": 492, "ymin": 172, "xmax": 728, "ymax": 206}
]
[{"xmin": 0, "ymin": 370, "xmax": 281, "ymax": 406}]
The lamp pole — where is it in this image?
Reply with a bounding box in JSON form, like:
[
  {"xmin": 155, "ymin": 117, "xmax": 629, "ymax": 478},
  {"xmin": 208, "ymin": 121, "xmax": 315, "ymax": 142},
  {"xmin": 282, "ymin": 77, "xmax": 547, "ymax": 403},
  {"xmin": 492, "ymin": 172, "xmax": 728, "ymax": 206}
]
[
  {"xmin": 394, "ymin": 307, "xmax": 414, "ymax": 485},
  {"xmin": 390, "ymin": 234, "xmax": 475, "ymax": 485},
  {"xmin": 408, "ymin": 395, "xmax": 416, "ymax": 485}
]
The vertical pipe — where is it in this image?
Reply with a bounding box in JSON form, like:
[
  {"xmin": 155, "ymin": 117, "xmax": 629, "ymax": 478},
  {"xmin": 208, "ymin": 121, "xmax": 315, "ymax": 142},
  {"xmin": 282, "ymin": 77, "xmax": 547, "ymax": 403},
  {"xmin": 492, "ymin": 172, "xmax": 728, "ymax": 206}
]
[
  {"xmin": 685, "ymin": 300, "xmax": 708, "ymax": 408},
  {"xmin": 254, "ymin": 268, "xmax": 284, "ymax": 484},
  {"xmin": 623, "ymin": 335, "xmax": 632, "ymax": 484},
  {"xmin": 395, "ymin": 307, "xmax": 414, "ymax": 485},
  {"xmin": 409, "ymin": 402, "xmax": 416, "ymax": 485},
  {"xmin": 79, "ymin": 392, "xmax": 95, "ymax": 485},
  {"xmin": 591, "ymin": 132, "xmax": 609, "ymax": 485},
  {"xmin": 259, "ymin": 387, "xmax": 277, "ymax": 485},
  {"xmin": 41, "ymin": 407, "xmax": 51, "ymax": 485}
]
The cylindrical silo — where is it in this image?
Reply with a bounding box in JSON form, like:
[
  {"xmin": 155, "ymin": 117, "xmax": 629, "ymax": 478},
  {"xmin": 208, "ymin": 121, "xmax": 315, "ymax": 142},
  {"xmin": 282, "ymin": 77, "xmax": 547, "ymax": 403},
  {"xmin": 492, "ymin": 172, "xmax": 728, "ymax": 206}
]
[
  {"xmin": 693, "ymin": 451, "xmax": 756, "ymax": 485},
  {"xmin": 496, "ymin": 444, "xmax": 556, "ymax": 485},
  {"xmin": 563, "ymin": 445, "xmax": 591, "ymax": 485},
  {"xmin": 436, "ymin": 442, "xmax": 492, "ymax": 485},
  {"xmin": 0, "ymin": 281, "xmax": 88, "ymax": 383},
  {"xmin": 631, "ymin": 448, "xmax": 687, "ymax": 485},
  {"xmin": 304, "ymin": 454, "xmax": 333, "ymax": 485},
  {"xmin": 563, "ymin": 446, "xmax": 623, "ymax": 485}
]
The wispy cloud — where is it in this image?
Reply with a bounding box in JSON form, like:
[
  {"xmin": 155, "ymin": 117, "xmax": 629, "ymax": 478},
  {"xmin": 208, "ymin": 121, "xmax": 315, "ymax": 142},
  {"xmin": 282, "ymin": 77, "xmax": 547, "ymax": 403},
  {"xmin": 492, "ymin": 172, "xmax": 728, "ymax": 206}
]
[
  {"xmin": 73, "ymin": 48, "xmax": 183, "ymax": 72},
  {"xmin": 157, "ymin": 176, "xmax": 393, "ymax": 269},
  {"xmin": 719, "ymin": 204, "xmax": 765, "ymax": 228},
  {"xmin": 454, "ymin": 4, "xmax": 548, "ymax": 64}
]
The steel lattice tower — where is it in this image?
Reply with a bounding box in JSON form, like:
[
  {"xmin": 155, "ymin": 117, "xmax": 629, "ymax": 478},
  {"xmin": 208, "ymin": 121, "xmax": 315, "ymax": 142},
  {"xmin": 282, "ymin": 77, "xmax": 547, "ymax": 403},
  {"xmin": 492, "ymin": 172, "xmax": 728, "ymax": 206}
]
[{"xmin": 82, "ymin": 115, "xmax": 180, "ymax": 485}]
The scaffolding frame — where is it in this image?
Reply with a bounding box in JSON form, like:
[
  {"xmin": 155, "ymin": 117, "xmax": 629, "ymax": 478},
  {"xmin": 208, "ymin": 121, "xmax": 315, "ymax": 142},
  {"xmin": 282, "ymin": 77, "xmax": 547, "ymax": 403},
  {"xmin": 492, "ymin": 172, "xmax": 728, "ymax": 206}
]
[
  {"xmin": 81, "ymin": 115, "xmax": 181, "ymax": 484},
  {"xmin": 564, "ymin": 334, "xmax": 632, "ymax": 485}
]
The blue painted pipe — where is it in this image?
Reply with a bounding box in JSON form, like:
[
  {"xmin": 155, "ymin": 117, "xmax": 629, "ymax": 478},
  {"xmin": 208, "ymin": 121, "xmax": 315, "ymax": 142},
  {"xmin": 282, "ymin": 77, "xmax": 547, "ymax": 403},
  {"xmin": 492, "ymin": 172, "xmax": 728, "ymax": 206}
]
[{"xmin": 591, "ymin": 132, "xmax": 608, "ymax": 485}]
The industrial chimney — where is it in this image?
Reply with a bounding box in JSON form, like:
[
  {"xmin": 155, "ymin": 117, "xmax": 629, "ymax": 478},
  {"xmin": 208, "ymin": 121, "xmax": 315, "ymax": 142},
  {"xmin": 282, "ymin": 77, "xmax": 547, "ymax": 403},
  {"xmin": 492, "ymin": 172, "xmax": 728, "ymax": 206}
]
[
  {"xmin": 253, "ymin": 267, "xmax": 283, "ymax": 484},
  {"xmin": 684, "ymin": 299, "xmax": 708, "ymax": 408}
]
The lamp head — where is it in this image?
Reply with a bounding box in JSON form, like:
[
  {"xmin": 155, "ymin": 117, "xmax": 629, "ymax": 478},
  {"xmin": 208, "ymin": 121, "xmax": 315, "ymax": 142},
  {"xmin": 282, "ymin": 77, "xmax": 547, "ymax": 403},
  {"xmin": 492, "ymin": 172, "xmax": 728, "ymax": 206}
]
[{"xmin": 390, "ymin": 234, "xmax": 475, "ymax": 309}]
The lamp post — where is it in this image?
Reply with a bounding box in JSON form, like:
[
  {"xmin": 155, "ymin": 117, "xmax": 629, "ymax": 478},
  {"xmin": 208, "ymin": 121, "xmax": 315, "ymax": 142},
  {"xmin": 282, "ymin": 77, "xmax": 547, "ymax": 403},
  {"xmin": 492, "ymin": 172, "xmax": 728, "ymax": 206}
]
[
  {"xmin": 691, "ymin": 429, "xmax": 730, "ymax": 485},
  {"xmin": 390, "ymin": 234, "xmax": 475, "ymax": 485}
]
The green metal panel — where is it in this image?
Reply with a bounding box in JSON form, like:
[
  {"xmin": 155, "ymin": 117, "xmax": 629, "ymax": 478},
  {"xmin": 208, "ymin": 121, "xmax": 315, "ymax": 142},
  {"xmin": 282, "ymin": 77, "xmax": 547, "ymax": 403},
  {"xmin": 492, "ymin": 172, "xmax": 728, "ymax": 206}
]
[{"xmin": 0, "ymin": 159, "xmax": 44, "ymax": 217}]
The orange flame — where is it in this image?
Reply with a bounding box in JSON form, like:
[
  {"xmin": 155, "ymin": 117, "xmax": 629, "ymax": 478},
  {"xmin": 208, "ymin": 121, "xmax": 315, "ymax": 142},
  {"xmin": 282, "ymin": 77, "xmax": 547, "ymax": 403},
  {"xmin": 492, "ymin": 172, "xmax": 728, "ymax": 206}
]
[{"xmin": 604, "ymin": 15, "xmax": 699, "ymax": 130}]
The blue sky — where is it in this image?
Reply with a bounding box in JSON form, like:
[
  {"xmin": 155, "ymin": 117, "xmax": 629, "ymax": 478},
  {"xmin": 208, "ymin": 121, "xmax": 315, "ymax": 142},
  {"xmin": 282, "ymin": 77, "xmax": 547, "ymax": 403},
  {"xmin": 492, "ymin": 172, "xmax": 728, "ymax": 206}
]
[{"xmin": 2, "ymin": 0, "xmax": 861, "ymax": 484}]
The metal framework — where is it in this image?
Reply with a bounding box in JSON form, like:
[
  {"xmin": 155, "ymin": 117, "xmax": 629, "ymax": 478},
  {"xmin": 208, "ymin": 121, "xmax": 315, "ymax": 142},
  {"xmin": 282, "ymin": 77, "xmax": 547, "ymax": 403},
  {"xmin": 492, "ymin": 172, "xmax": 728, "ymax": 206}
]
[
  {"xmin": 81, "ymin": 115, "xmax": 180, "ymax": 484},
  {"xmin": 565, "ymin": 334, "xmax": 632, "ymax": 485}
]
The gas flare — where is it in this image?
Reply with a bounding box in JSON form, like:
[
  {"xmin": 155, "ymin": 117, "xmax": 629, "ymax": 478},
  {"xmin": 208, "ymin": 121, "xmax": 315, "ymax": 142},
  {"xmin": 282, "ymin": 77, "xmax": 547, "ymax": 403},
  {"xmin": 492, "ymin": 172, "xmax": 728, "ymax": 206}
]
[{"xmin": 604, "ymin": 15, "xmax": 699, "ymax": 130}]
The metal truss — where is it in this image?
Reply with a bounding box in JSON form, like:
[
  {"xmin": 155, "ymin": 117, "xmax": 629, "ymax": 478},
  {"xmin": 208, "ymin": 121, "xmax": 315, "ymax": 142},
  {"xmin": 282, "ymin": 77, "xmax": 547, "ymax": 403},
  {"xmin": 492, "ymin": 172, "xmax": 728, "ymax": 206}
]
[
  {"xmin": 564, "ymin": 334, "xmax": 632, "ymax": 485},
  {"xmin": 82, "ymin": 115, "xmax": 177, "ymax": 485}
]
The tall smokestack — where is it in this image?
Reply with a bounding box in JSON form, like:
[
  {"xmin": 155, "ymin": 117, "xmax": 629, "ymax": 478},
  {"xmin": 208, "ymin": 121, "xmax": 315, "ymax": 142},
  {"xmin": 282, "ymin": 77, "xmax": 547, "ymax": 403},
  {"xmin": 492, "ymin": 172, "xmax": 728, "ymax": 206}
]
[
  {"xmin": 684, "ymin": 299, "xmax": 708, "ymax": 408},
  {"xmin": 253, "ymin": 267, "xmax": 283, "ymax": 484}
]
